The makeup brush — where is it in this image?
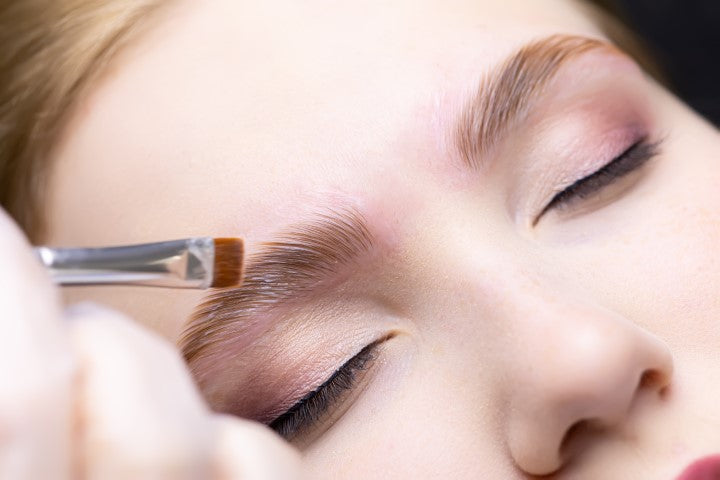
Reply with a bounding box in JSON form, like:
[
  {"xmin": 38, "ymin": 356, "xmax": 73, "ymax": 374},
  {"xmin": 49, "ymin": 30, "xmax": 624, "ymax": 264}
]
[{"xmin": 34, "ymin": 237, "xmax": 244, "ymax": 289}]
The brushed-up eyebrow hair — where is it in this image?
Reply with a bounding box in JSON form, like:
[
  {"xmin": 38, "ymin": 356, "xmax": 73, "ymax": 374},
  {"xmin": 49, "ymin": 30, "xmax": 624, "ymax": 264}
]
[
  {"xmin": 181, "ymin": 207, "xmax": 374, "ymax": 367},
  {"xmin": 454, "ymin": 34, "xmax": 616, "ymax": 169},
  {"xmin": 181, "ymin": 35, "xmax": 617, "ymax": 370}
]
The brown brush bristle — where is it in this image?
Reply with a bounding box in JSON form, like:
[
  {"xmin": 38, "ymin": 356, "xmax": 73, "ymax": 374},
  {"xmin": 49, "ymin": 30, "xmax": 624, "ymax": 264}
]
[{"xmin": 211, "ymin": 238, "xmax": 244, "ymax": 288}]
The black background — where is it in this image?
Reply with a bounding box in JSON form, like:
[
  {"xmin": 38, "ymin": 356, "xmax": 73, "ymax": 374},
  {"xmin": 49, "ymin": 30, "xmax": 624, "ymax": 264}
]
[{"xmin": 610, "ymin": 0, "xmax": 719, "ymax": 125}]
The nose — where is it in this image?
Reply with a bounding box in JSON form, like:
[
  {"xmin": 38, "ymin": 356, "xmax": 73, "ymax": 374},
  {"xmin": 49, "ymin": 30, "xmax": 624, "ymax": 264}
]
[{"xmin": 503, "ymin": 290, "xmax": 673, "ymax": 476}]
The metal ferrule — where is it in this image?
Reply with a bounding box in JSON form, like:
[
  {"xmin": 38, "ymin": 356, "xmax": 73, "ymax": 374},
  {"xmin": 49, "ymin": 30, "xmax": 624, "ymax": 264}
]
[{"xmin": 35, "ymin": 237, "xmax": 214, "ymax": 288}]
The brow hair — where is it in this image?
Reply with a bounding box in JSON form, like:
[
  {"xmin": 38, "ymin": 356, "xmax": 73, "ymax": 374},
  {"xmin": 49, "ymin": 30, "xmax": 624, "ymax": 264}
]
[
  {"xmin": 454, "ymin": 34, "xmax": 611, "ymax": 169},
  {"xmin": 180, "ymin": 207, "xmax": 374, "ymax": 370}
]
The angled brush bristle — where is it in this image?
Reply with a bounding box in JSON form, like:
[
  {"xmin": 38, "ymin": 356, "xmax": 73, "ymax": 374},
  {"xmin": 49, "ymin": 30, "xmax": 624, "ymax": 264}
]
[{"xmin": 211, "ymin": 238, "xmax": 244, "ymax": 288}]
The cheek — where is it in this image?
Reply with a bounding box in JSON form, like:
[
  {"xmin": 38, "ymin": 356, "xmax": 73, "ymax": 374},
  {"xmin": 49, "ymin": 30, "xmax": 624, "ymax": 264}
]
[
  {"xmin": 303, "ymin": 359, "xmax": 514, "ymax": 478},
  {"xmin": 633, "ymin": 120, "xmax": 720, "ymax": 334},
  {"xmin": 641, "ymin": 200, "xmax": 720, "ymax": 332}
]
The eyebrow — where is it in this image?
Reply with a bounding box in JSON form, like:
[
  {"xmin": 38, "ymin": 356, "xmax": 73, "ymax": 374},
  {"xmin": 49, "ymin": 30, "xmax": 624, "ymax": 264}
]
[
  {"xmin": 454, "ymin": 34, "xmax": 616, "ymax": 169},
  {"xmin": 180, "ymin": 207, "xmax": 374, "ymax": 368},
  {"xmin": 180, "ymin": 34, "xmax": 617, "ymax": 370}
]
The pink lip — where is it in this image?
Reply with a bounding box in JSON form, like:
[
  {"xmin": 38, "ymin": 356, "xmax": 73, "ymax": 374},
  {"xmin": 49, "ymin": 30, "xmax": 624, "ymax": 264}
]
[{"xmin": 676, "ymin": 455, "xmax": 720, "ymax": 480}]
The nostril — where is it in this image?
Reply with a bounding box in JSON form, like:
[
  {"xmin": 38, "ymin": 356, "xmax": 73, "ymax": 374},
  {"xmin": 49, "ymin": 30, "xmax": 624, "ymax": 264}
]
[
  {"xmin": 559, "ymin": 369, "xmax": 670, "ymax": 461},
  {"xmin": 560, "ymin": 419, "xmax": 589, "ymax": 452},
  {"xmin": 639, "ymin": 368, "xmax": 668, "ymax": 390},
  {"xmin": 559, "ymin": 417, "xmax": 616, "ymax": 469},
  {"xmin": 558, "ymin": 419, "xmax": 598, "ymax": 468}
]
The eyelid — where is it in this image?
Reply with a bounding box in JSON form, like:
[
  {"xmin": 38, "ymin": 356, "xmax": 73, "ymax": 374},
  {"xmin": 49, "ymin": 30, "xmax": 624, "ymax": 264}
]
[
  {"xmin": 181, "ymin": 207, "xmax": 374, "ymax": 374},
  {"xmin": 535, "ymin": 137, "xmax": 661, "ymax": 223},
  {"xmin": 269, "ymin": 335, "xmax": 390, "ymax": 442}
]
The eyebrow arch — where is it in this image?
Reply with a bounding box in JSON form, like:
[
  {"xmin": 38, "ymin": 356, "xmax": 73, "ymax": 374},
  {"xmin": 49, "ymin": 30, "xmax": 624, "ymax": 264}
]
[
  {"xmin": 454, "ymin": 34, "xmax": 619, "ymax": 169},
  {"xmin": 180, "ymin": 207, "xmax": 374, "ymax": 368},
  {"xmin": 180, "ymin": 35, "xmax": 618, "ymax": 372}
]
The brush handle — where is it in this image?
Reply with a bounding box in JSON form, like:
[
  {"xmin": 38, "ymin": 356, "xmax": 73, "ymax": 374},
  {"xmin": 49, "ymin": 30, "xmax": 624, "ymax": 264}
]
[{"xmin": 34, "ymin": 238, "xmax": 214, "ymax": 288}]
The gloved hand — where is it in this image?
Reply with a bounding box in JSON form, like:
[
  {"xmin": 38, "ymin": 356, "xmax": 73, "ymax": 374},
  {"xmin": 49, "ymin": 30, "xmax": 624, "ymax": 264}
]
[{"xmin": 0, "ymin": 208, "xmax": 303, "ymax": 479}]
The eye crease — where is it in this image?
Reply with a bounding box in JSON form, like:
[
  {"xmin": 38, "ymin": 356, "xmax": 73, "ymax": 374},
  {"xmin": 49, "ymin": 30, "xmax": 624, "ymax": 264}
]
[
  {"xmin": 269, "ymin": 338, "xmax": 385, "ymax": 441},
  {"xmin": 263, "ymin": 136, "xmax": 661, "ymax": 440},
  {"xmin": 537, "ymin": 137, "xmax": 662, "ymax": 222}
]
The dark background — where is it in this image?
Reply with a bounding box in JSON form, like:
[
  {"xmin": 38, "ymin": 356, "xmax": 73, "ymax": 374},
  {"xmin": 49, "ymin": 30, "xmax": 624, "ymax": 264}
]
[{"xmin": 606, "ymin": 0, "xmax": 719, "ymax": 125}]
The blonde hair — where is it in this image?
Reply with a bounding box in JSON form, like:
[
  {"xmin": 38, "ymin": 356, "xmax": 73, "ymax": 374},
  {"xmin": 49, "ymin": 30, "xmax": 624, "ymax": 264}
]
[
  {"xmin": 0, "ymin": 0, "xmax": 170, "ymax": 242},
  {"xmin": 0, "ymin": 0, "xmax": 658, "ymax": 243}
]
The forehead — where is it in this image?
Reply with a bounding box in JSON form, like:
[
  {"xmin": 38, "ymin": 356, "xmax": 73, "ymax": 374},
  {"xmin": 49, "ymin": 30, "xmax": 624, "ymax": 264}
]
[
  {"xmin": 46, "ymin": 0, "xmax": 608, "ymax": 337},
  {"xmin": 48, "ymin": 0, "xmax": 601, "ymax": 243}
]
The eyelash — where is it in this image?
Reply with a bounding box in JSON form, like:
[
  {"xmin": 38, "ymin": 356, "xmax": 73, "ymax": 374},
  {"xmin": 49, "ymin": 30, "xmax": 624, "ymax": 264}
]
[
  {"xmin": 269, "ymin": 340, "xmax": 381, "ymax": 440},
  {"xmin": 266, "ymin": 140, "xmax": 660, "ymax": 438},
  {"xmin": 540, "ymin": 137, "xmax": 661, "ymax": 218}
]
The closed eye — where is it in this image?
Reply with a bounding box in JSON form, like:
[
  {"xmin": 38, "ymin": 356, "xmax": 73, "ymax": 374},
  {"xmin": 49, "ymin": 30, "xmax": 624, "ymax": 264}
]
[
  {"xmin": 269, "ymin": 337, "xmax": 385, "ymax": 441},
  {"xmin": 538, "ymin": 138, "xmax": 661, "ymax": 221}
]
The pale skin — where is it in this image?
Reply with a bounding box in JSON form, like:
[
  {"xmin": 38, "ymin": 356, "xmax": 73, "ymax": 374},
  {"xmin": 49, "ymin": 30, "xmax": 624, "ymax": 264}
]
[
  {"xmin": 10, "ymin": 0, "xmax": 720, "ymax": 478},
  {"xmin": 0, "ymin": 209, "xmax": 302, "ymax": 479}
]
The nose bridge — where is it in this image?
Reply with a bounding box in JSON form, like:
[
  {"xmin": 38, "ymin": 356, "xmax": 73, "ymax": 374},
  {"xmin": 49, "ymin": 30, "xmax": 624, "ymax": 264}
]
[{"xmin": 501, "ymin": 276, "xmax": 673, "ymax": 476}]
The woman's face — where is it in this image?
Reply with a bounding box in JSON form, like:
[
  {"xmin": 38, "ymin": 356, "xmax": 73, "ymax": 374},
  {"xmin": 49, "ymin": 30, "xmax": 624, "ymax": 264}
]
[{"xmin": 46, "ymin": 0, "xmax": 720, "ymax": 477}]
